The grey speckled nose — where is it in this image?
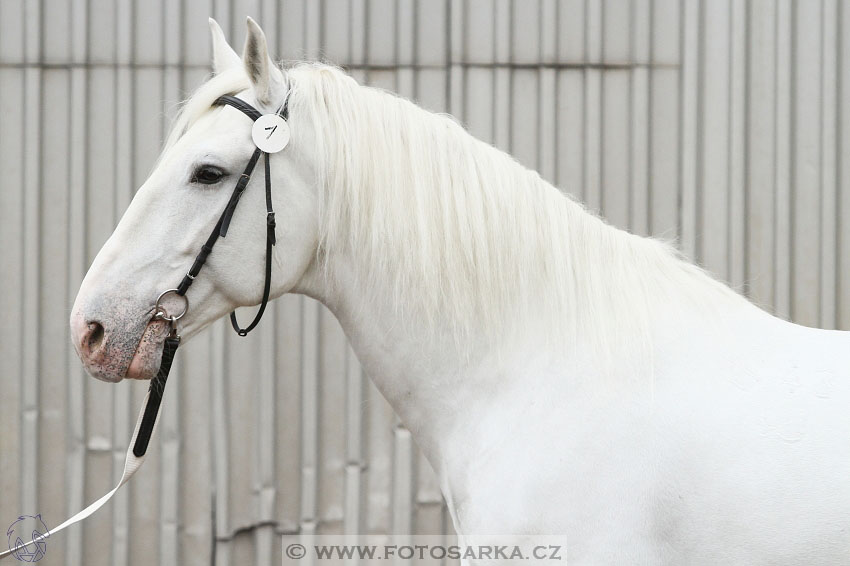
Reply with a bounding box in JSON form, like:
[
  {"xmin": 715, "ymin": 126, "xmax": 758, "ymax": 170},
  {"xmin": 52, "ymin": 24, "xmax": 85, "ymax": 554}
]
[{"xmin": 70, "ymin": 311, "xmax": 121, "ymax": 382}]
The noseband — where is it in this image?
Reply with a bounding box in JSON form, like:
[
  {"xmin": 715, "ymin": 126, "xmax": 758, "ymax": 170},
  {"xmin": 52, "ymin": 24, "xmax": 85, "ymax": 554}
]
[{"xmin": 0, "ymin": 93, "xmax": 293, "ymax": 561}]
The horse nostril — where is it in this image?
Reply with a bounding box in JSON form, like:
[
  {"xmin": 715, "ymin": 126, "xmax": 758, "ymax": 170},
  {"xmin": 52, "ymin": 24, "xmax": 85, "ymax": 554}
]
[{"xmin": 86, "ymin": 321, "xmax": 105, "ymax": 352}]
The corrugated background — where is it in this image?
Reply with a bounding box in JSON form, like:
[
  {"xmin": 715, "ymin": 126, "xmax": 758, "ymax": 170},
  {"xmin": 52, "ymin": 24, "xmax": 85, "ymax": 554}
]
[{"xmin": 0, "ymin": 1, "xmax": 848, "ymax": 565}]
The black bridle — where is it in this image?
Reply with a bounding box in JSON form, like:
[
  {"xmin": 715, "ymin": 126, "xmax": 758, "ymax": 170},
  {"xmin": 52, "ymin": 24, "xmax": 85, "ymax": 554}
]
[
  {"xmin": 172, "ymin": 93, "xmax": 289, "ymax": 335},
  {"xmin": 138, "ymin": 93, "xmax": 291, "ymax": 456}
]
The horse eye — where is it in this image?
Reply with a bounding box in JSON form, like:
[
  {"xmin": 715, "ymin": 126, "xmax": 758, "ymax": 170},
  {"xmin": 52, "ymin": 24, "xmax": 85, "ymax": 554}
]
[{"xmin": 191, "ymin": 165, "xmax": 225, "ymax": 185}]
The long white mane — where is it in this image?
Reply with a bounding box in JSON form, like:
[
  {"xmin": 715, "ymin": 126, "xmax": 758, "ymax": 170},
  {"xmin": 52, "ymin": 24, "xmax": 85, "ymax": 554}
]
[{"xmin": 168, "ymin": 63, "xmax": 751, "ymax": 361}]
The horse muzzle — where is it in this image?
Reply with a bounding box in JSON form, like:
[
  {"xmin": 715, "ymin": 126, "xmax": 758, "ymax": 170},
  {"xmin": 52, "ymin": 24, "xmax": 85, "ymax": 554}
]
[{"xmin": 70, "ymin": 307, "xmax": 169, "ymax": 382}]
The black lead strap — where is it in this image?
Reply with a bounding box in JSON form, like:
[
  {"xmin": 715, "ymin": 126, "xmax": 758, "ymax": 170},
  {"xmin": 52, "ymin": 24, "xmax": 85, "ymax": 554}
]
[{"xmin": 132, "ymin": 334, "xmax": 180, "ymax": 457}]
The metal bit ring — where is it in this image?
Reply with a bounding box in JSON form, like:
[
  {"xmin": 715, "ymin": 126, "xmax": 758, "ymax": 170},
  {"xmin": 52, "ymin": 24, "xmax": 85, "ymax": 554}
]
[{"xmin": 153, "ymin": 289, "xmax": 189, "ymax": 322}]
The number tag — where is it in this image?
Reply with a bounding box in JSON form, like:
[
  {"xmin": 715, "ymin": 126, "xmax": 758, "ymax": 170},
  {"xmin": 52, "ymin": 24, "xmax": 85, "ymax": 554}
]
[{"xmin": 252, "ymin": 114, "xmax": 290, "ymax": 153}]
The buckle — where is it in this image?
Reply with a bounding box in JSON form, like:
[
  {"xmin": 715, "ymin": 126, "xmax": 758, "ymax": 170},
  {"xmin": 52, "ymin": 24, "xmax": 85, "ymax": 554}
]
[{"xmin": 236, "ymin": 173, "xmax": 251, "ymax": 189}]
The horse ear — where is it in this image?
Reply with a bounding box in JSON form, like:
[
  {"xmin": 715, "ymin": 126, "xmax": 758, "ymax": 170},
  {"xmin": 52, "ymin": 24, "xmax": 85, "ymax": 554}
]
[
  {"xmin": 242, "ymin": 17, "xmax": 286, "ymax": 106},
  {"xmin": 209, "ymin": 18, "xmax": 240, "ymax": 74}
]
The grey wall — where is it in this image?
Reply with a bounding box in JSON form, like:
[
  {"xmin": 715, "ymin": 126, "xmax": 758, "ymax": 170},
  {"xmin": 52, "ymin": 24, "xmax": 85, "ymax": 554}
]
[{"xmin": 1, "ymin": 1, "xmax": 848, "ymax": 565}]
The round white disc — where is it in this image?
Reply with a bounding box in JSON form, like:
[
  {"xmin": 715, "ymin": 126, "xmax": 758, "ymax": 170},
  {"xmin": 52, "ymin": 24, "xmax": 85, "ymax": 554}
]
[{"xmin": 251, "ymin": 114, "xmax": 290, "ymax": 153}]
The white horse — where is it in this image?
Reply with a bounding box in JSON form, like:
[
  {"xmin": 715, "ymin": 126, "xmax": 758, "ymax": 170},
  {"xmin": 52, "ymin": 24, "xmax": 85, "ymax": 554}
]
[{"xmin": 71, "ymin": 17, "xmax": 850, "ymax": 565}]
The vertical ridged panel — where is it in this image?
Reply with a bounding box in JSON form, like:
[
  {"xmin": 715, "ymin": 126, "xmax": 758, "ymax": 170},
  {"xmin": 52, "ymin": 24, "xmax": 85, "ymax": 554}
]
[
  {"xmin": 791, "ymin": 0, "xmax": 823, "ymax": 327},
  {"xmin": 0, "ymin": 0, "xmax": 26, "ymax": 551},
  {"xmin": 840, "ymin": 1, "xmax": 850, "ymax": 330}
]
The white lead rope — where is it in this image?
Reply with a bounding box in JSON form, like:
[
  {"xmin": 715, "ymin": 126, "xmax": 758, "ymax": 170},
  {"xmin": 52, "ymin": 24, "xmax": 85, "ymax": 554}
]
[
  {"xmin": 1, "ymin": 334, "xmax": 179, "ymax": 561},
  {"xmin": 0, "ymin": 393, "xmax": 153, "ymax": 560}
]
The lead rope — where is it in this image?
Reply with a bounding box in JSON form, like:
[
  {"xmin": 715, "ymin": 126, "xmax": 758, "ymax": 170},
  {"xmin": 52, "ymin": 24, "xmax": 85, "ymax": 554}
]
[
  {"xmin": 0, "ymin": 330, "xmax": 180, "ymax": 561},
  {"xmin": 1, "ymin": 93, "xmax": 288, "ymax": 561}
]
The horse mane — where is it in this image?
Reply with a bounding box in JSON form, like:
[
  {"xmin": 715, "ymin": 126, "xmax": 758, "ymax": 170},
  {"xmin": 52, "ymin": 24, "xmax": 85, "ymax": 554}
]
[{"xmin": 167, "ymin": 62, "xmax": 751, "ymax": 360}]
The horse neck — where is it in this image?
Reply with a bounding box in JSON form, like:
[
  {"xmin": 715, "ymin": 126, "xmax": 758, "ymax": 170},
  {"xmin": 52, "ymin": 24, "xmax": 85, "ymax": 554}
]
[
  {"xmin": 304, "ymin": 213, "xmax": 760, "ymax": 492},
  {"xmin": 304, "ymin": 251, "xmax": 506, "ymax": 466},
  {"xmin": 299, "ymin": 86, "xmax": 761, "ymax": 482}
]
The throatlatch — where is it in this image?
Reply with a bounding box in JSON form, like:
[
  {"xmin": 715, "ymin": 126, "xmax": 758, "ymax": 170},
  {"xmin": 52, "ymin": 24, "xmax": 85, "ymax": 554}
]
[{"xmin": 1, "ymin": 94, "xmax": 290, "ymax": 561}]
